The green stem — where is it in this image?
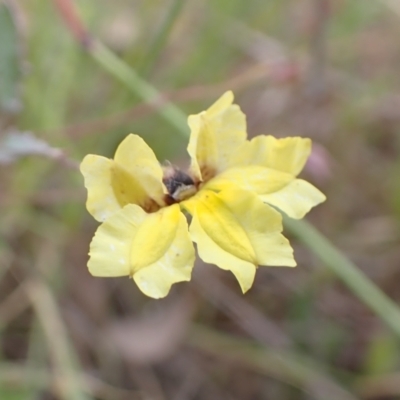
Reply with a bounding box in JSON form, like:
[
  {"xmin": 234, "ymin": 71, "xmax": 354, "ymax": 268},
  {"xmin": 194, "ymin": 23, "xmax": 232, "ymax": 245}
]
[
  {"xmin": 89, "ymin": 40, "xmax": 188, "ymax": 137},
  {"xmin": 284, "ymin": 217, "xmax": 400, "ymax": 337}
]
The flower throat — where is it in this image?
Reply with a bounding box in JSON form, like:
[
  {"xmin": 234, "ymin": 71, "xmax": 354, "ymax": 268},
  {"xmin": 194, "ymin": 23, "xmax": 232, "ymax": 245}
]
[{"xmin": 162, "ymin": 166, "xmax": 197, "ymax": 204}]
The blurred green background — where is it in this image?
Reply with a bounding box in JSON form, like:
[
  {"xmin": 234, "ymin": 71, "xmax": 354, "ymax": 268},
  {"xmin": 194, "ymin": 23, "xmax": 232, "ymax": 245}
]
[{"xmin": 1, "ymin": 0, "xmax": 400, "ymax": 399}]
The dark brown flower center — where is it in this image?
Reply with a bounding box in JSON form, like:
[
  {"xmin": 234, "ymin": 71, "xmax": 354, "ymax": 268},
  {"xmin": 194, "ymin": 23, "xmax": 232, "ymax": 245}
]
[{"xmin": 163, "ymin": 166, "xmax": 198, "ymax": 204}]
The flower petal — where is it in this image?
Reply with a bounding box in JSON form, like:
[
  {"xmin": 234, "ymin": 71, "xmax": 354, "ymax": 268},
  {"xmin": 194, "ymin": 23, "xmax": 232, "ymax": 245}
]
[
  {"xmin": 88, "ymin": 204, "xmax": 145, "ymax": 278},
  {"xmin": 260, "ymin": 179, "xmax": 326, "ymax": 219},
  {"xmin": 230, "ymin": 136, "xmax": 311, "ymax": 176},
  {"xmin": 190, "ymin": 213, "xmax": 256, "ymax": 293},
  {"xmin": 114, "ymin": 134, "xmax": 166, "ymax": 205},
  {"xmin": 187, "ymin": 91, "xmax": 247, "ymax": 181},
  {"xmin": 188, "ymin": 190, "xmax": 295, "ymax": 293},
  {"xmin": 81, "ymin": 155, "xmax": 137, "ymax": 222},
  {"xmin": 88, "ymin": 204, "xmax": 195, "ymax": 299},
  {"xmin": 80, "ymin": 135, "xmax": 166, "ymax": 222},
  {"xmin": 216, "ymin": 190, "xmax": 296, "ymax": 267},
  {"xmin": 204, "ymin": 166, "xmax": 294, "ymax": 195}
]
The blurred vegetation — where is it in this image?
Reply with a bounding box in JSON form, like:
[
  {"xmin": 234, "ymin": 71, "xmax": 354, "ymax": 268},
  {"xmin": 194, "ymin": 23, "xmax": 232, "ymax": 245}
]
[{"xmin": 1, "ymin": 0, "xmax": 400, "ymax": 399}]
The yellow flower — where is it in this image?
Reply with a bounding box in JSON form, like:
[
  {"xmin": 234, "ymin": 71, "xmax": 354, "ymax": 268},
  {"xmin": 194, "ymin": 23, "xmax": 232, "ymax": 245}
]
[{"xmin": 81, "ymin": 91, "xmax": 326, "ymax": 298}]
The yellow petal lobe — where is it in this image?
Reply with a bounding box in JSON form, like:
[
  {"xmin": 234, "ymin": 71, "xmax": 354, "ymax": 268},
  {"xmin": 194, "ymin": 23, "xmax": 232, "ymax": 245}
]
[
  {"xmin": 80, "ymin": 135, "xmax": 166, "ymax": 222},
  {"xmin": 80, "ymin": 155, "xmax": 129, "ymax": 222},
  {"xmin": 188, "ymin": 189, "xmax": 295, "ymax": 293},
  {"xmin": 132, "ymin": 205, "xmax": 195, "ymax": 298},
  {"xmin": 190, "ymin": 212, "xmax": 256, "ymax": 293},
  {"xmin": 130, "ymin": 203, "xmax": 179, "ymax": 270},
  {"xmin": 204, "ymin": 166, "xmax": 294, "ymax": 195},
  {"xmin": 260, "ymin": 179, "xmax": 326, "ymax": 219},
  {"xmin": 187, "ymin": 91, "xmax": 247, "ymax": 181},
  {"xmin": 230, "ymin": 136, "xmax": 311, "ymax": 176},
  {"xmin": 194, "ymin": 191, "xmax": 257, "ymax": 264},
  {"xmin": 216, "ymin": 190, "xmax": 296, "ymax": 267},
  {"xmin": 88, "ymin": 204, "xmax": 145, "ymax": 277},
  {"xmin": 88, "ymin": 204, "xmax": 195, "ymax": 299},
  {"xmin": 114, "ymin": 134, "xmax": 166, "ymax": 205}
]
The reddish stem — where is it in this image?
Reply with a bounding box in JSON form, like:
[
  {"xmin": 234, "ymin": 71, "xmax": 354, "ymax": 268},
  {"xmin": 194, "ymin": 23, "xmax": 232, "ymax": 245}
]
[{"xmin": 52, "ymin": 0, "xmax": 91, "ymax": 47}]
